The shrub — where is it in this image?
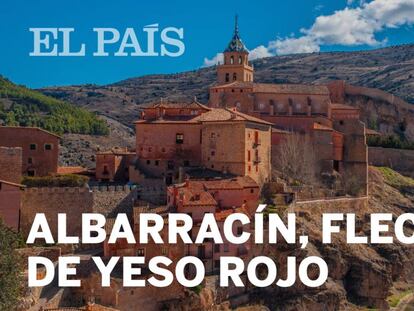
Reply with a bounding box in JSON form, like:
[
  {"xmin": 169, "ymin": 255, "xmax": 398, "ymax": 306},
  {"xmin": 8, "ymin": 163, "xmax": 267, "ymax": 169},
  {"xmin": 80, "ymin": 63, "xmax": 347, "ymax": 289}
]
[
  {"xmin": 367, "ymin": 135, "xmax": 414, "ymax": 150},
  {"xmin": 21, "ymin": 174, "xmax": 89, "ymax": 188}
]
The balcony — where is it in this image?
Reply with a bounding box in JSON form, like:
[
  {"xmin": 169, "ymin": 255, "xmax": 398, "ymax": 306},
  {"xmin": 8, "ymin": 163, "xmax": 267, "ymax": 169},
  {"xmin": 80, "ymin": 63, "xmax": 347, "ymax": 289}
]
[
  {"xmin": 253, "ymin": 156, "xmax": 261, "ymax": 164},
  {"xmin": 252, "ymin": 139, "xmax": 261, "ymax": 148}
]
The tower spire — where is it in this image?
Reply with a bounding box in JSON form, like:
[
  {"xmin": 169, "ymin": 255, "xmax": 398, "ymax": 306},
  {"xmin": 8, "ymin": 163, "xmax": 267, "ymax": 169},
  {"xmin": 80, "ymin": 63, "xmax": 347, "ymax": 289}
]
[{"xmin": 234, "ymin": 14, "xmax": 239, "ymax": 36}]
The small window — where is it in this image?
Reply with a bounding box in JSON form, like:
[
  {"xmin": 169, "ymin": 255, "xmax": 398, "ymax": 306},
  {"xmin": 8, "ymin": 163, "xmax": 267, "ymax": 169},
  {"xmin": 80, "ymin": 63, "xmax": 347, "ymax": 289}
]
[
  {"xmin": 44, "ymin": 144, "xmax": 53, "ymax": 151},
  {"xmin": 211, "ymin": 150, "xmax": 215, "ymax": 156},
  {"xmin": 233, "ymin": 73, "xmax": 237, "ymax": 81},
  {"xmin": 230, "ymin": 56, "xmax": 234, "ymax": 64},
  {"xmin": 176, "ymin": 133, "xmax": 184, "ymax": 144},
  {"xmin": 238, "ymin": 56, "xmax": 242, "ymax": 64},
  {"xmin": 27, "ymin": 169, "xmax": 35, "ymax": 177},
  {"xmin": 155, "ymin": 160, "xmax": 159, "ymax": 166},
  {"xmin": 339, "ymin": 120, "xmax": 344, "ymax": 125},
  {"xmin": 250, "ymin": 188, "xmax": 254, "ymax": 194},
  {"xmin": 137, "ymin": 248, "xmax": 145, "ymax": 256},
  {"xmin": 184, "ymin": 160, "xmax": 190, "ymax": 166},
  {"xmin": 214, "ymin": 244, "xmax": 220, "ymax": 253},
  {"xmin": 225, "ymin": 73, "xmax": 230, "ymax": 82},
  {"xmin": 28, "ymin": 157, "xmax": 33, "ymax": 164},
  {"xmin": 146, "ymin": 160, "xmax": 151, "ymax": 165},
  {"xmin": 29, "ymin": 144, "xmax": 36, "ymax": 150}
]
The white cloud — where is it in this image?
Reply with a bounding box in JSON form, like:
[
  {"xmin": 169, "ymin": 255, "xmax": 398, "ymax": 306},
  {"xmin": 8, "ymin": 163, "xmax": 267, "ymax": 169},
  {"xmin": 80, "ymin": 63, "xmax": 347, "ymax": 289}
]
[
  {"xmin": 270, "ymin": 36, "xmax": 321, "ymax": 55},
  {"xmin": 203, "ymin": 53, "xmax": 223, "ymax": 67},
  {"xmin": 248, "ymin": 45, "xmax": 273, "ymax": 60},
  {"xmin": 203, "ymin": 0, "xmax": 414, "ymax": 66}
]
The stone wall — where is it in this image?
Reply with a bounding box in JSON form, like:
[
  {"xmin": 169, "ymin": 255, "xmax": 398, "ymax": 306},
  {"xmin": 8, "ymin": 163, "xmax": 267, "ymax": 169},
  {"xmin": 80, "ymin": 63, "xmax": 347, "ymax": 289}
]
[
  {"xmin": 368, "ymin": 147, "xmax": 414, "ymax": 177},
  {"xmin": 0, "ymin": 146, "xmax": 22, "ymax": 184},
  {"xmin": 20, "ymin": 182, "xmax": 167, "ymax": 239},
  {"xmin": 20, "ymin": 187, "xmax": 94, "ymax": 238}
]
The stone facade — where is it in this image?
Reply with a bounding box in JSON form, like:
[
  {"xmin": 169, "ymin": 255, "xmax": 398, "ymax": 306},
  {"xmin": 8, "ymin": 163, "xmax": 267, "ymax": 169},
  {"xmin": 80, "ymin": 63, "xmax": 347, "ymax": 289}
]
[
  {"xmin": 20, "ymin": 187, "xmax": 94, "ymax": 238},
  {"xmin": 96, "ymin": 148, "xmax": 136, "ymax": 182},
  {"xmin": 0, "ymin": 180, "xmax": 24, "ymax": 231},
  {"xmin": 0, "ymin": 146, "xmax": 22, "ymax": 184},
  {"xmin": 0, "ymin": 126, "xmax": 60, "ymax": 176},
  {"xmin": 135, "ymin": 104, "xmax": 272, "ymax": 186},
  {"xmin": 207, "ymin": 24, "xmax": 368, "ymax": 194}
]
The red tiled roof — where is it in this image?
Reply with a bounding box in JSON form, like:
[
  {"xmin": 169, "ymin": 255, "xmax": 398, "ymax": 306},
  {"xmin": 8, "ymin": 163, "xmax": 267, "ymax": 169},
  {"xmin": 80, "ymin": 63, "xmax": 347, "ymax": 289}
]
[
  {"xmin": 143, "ymin": 99, "xmax": 210, "ymax": 111},
  {"xmin": 0, "ymin": 126, "xmax": 62, "ymax": 139},
  {"xmin": 192, "ymin": 108, "xmax": 273, "ymax": 125},
  {"xmin": 57, "ymin": 166, "xmax": 88, "ymax": 175},
  {"xmin": 179, "ymin": 183, "xmax": 217, "ymax": 206},
  {"xmin": 202, "ymin": 176, "xmax": 258, "ymax": 190},
  {"xmin": 331, "ymin": 103, "xmax": 359, "ymax": 110},
  {"xmin": 214, "ymin": 206, "xmax": 249, "ymax": 221},
  {"xmin": 312, "ymin": 123, "xmax": 333, "ymax": 131},
  {"xmin": 211, "ymin": 82, "xmax": 330, "ymax": 95}
]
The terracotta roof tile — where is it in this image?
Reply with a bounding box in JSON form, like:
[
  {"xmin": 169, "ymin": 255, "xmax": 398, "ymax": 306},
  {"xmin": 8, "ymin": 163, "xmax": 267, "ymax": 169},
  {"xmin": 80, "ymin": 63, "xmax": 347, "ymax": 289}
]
[
  {"xmin": 331, "ymin": 103, "xmax": 360, "ymax": 110},
  {"xmin": 57, "ymin": 166, "xmax": 87, "ymax": 175},
  {"xmin": 211, "ymin": 82, "xmax": 330, "ymax": 95},
  {"xmin": 215, "ymin": 206, "xmax": 249, "ymax": 221},
  {"xmin": 0, "ymin": 126, "xmax": 62, "ymax": 139}
]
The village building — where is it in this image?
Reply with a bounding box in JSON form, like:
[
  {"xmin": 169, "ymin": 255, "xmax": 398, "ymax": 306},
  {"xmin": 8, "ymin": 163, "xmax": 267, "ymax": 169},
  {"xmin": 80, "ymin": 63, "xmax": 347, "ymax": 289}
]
[
  {"xmin": 0, "ymin": 146, "xmax": 22, "ymax": 184},
  {"xmin": 0, "ymin": 126, "xmax": 60, "ymax": 177},
  {"xmin": 134, "ymin": 102, "xmax": 272, "ymax": 186},
  {"xmin": 96, "ymin": 147, "xmax": 137, "ymax": 182},
  {"xmin": 208, "ymin": 17, "xmax": 368, "ymax": 193}
]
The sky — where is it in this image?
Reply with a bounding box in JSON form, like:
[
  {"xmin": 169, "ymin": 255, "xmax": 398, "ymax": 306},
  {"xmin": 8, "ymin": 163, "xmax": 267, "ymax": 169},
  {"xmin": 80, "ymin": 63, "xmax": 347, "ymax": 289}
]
[{"xmin": 0, "ymin": 0, "xmax": 413, "ymax": 88}]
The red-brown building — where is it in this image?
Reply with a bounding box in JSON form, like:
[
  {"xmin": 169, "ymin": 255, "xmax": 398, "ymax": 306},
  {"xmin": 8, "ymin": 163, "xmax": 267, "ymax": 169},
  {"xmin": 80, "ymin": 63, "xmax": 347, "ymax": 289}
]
[
  {"xmin": 207, "ymin": 18, "xmax": 368, "ymax": 193},
  {"xmin": 96, "ymin": 148, "xmax": 136, "ymax": 182},
  {"xmin": 0, "ymin": 126, "xmax": 60, "ymax": 177},
  {"xmin": 134, "ymin": 102, "xmax": 272, "ymax": 186},
  {"xmin": 166, "ymin": 176, "xmax": 258, "ymax": 273},
  {"xmin": 0, "ymin": 179, "xmax": 24, "ymax": 231}
]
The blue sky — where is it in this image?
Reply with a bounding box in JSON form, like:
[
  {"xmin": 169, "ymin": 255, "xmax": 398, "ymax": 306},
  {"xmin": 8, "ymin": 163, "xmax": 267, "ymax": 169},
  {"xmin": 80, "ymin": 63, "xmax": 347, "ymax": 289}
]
[{"xmin": 0, "ymin": 0, "xmax": 413, "ymax": 88}]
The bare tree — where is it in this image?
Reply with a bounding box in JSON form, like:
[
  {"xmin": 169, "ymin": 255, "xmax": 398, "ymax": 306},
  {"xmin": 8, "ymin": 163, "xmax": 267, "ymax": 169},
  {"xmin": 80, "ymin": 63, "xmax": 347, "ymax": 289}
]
[{"xmin": 274, "ymin": 132, "xmax": 319, "ymax": 185}]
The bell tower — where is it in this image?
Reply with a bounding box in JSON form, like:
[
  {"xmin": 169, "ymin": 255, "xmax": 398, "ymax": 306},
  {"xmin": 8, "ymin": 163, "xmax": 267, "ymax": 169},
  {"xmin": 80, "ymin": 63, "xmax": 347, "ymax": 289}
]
[{"xmin": 217, "ymin": 15, "xmax": 254, "ymax": 84}]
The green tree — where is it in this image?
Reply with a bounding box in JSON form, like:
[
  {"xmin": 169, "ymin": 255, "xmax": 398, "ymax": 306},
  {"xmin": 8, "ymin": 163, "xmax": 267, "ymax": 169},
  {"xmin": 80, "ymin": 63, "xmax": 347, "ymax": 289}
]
[{"xmin": 0, "ymin": 219, "xmax": 25, "ymax": 311}]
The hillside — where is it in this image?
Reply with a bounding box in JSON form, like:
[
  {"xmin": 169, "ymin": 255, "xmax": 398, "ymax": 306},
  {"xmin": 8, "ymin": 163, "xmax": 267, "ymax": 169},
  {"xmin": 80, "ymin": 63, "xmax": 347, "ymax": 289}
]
[
  {"xmin": 0, "ymin": 77, "xmax": 109, "ymax": 135},
  {"xmin": 40, "ymin": 44, "xmax": 414, "ymax": 128}
]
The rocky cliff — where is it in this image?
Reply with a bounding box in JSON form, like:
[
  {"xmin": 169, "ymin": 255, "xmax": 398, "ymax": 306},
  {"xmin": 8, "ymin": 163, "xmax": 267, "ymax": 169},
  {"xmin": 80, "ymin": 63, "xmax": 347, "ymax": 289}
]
[{"xmin": 166, "ymin": 167, "xmax": 414, "ymax": 311}]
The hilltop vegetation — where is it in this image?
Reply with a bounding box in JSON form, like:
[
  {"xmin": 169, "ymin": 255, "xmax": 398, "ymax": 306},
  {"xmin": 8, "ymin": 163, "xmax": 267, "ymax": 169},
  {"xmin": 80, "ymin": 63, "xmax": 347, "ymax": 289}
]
[{"xmin": 0, "ymin": 77, "xmax": 109, "ymax": 135}]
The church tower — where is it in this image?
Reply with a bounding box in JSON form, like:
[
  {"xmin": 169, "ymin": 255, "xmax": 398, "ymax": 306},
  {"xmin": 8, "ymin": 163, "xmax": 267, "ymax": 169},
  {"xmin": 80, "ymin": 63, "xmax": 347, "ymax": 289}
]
[{"xmin": 217, "ymin": 15, "xmax": 254, "ymax": 84}]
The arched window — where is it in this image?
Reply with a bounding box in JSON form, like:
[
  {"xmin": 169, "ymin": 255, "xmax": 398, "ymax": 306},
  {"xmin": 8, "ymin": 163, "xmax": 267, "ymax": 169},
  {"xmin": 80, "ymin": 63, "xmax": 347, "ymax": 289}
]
[
  {"xmin": 230, "ymin": 56, "xmax": 234, "ymax": 64},
  {"xmin": 233, "ymin": 73, "xmax": 237, "ymax": 81},
  {"xmin": 238, "ymin": 56, "xmax": 242, "ymax": 64},
  {"xmin": 225, "ymin": 73, "xmax": 230, "ymax": 82}
]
